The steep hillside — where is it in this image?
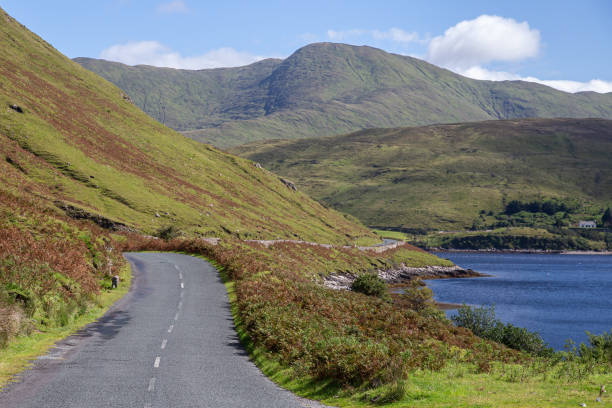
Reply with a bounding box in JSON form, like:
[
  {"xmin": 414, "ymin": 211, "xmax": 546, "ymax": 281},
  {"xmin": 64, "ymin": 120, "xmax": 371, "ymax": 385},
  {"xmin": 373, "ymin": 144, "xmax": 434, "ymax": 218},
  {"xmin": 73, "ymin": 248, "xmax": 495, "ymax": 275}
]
[
  {"xmin": 77, "ymin": 43, "xmax": 612, "ymax": 147},
  {"xmin": 0, "ymin": 9, "xmax": 375, "ymax": 245},
  {"xmin": 232, "ymin": 118, "xmax": 612, "ymax": 231}
]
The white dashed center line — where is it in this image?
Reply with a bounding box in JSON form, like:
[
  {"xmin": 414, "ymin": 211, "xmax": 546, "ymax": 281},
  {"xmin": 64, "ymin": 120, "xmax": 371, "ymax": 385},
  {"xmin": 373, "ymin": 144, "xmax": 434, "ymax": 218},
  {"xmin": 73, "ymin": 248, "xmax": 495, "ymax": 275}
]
[
  {"xmin": 144, "ymin": 262, "xmax": 188, "ymax": 403},
  {"xmin": 148, "ymin": 377, "xmax": 156, "ymax": 392}
]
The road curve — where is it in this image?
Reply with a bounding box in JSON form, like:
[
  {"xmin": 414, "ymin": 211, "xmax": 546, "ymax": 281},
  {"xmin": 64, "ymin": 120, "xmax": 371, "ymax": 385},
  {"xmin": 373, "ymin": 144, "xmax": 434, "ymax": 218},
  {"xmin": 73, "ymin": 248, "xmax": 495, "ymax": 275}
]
[{"xmin": 0, "ymin": 253, "xmax": 329, "ymax": 408}]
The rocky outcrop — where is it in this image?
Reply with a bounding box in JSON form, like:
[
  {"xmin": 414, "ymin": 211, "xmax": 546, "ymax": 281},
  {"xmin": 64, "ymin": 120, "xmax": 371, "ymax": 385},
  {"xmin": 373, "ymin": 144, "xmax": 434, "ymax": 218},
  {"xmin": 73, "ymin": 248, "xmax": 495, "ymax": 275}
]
[
  {"xmin": 378, "ymin": 264, "xmax": 482, "ymax": 283},
  {"xmin": 56, "ymin": 202, "xmax": 133, "ymax": 231},
  {"xmin": 120, "ymin": 92, "xmax": 133, "ymax": 104},
  {"xmin": 9, "ymin": 104, "xmax": 23, "ymax": 113},
  {"xmin": 201, "ymin": 237, "xmax": 221, "ymax": 246},
  {"xmin": 279, "ymin": 177, "xmax": 297, "ymax": 191},
  {"xmin": 323, "ymin": 264, "xmax": 483, "ymax": 291}
]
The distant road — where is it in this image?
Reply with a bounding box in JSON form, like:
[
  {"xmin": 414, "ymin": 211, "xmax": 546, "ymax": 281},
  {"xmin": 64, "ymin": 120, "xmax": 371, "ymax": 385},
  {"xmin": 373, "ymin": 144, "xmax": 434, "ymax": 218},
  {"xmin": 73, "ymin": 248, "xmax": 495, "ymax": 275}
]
[{"xmin": 0, "ymin": 253, "xmax": 329, "ymax": 408}]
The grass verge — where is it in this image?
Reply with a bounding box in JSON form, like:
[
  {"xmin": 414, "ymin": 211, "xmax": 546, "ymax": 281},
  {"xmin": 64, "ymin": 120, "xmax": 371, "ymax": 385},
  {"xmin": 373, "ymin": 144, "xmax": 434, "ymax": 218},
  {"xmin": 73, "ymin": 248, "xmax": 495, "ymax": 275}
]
[
  {"xmin": 211, "ymin": 252, "xmax": 611, "ymax": 408},
  {"xmin": 0, "ymin": 262, "xmax": 131, "ymax": 389}
]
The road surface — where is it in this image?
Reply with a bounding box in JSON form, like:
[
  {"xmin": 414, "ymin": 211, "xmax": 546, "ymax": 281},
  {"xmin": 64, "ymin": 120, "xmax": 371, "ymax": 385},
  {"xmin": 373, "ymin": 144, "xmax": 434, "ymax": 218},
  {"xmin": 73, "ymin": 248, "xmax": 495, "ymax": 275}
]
[{"xmin": 0, "ymin": 252, "xmax": 329, "ymax": 408}]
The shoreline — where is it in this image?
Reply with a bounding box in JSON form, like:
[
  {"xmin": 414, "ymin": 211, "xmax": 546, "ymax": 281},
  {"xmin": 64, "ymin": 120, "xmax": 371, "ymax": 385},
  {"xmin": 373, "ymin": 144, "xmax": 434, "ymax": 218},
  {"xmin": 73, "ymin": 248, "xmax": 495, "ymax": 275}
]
[
  {"xmin": 430, "ymin": 248, "xmax": 612, "ymax": 255},
  {"xmin": 323, "ymin": 264, "xmax": 485, "ymax": 291}
]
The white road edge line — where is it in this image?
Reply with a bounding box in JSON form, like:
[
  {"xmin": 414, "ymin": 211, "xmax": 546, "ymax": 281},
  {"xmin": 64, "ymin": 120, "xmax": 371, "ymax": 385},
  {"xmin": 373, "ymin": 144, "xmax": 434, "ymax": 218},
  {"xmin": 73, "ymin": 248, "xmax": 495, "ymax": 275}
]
[
  {"xmin": 148, "ymin": 377, "xmax": 156, "ymax": 392},
  {"xmin": 154, "ymin": 356, "xmax": 160, "ymax": 368},
  {"xmin": 180, "ymin": 282, "xmax": 184, "ymax": 289},
  {"xmin": 161, "ymin": 339, "xmax": 167, "ymax": 349},
  {"xmin": 168, "ymin": 325, "xmax": 174, "ymax": 333}
]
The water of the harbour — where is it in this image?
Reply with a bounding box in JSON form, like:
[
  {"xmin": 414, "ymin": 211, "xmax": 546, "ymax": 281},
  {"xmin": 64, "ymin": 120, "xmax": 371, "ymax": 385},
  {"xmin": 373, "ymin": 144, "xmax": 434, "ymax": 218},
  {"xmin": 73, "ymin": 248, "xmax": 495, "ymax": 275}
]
[{"xmin": 426, "ymin": 252, "xmax": 612, "ymax": 350}]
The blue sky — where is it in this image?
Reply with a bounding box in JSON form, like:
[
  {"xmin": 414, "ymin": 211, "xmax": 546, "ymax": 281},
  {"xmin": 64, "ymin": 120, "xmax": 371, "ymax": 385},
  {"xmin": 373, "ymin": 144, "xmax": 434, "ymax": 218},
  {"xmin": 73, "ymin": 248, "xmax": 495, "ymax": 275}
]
[{"xmin": 2, "ymin": 0, "xmax": 611, "ymax": 92}]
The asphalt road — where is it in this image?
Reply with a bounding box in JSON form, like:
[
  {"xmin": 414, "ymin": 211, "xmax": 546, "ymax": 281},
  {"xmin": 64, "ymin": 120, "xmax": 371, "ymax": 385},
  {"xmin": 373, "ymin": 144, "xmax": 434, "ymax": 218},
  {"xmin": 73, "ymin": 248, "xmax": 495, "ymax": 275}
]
[{"xmin": 0, "ymin": 252, "xmax": 329, "ymax": 408}]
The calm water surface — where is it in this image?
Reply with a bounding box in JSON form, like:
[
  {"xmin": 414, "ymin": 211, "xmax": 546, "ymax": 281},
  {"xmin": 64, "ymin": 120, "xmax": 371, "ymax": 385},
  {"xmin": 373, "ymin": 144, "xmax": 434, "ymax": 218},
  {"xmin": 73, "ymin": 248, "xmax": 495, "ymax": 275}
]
[{"xmin": 427, "ymin": 252, "xmax": 612, "ymax": 349}]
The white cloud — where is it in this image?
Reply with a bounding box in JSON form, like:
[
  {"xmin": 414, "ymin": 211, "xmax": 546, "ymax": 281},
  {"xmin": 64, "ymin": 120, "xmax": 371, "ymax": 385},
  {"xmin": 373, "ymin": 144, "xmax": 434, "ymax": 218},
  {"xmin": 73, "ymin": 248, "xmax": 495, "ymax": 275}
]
[
  {"xmin": 299, "ymin": 32, "xmax": 319, "ymax": 43},
  {"xmin": 424, "ymin": 15, "xmax": 611, "ymax": 94},
  {"xmin": 427, "ymin": 15, "xmax": 540, "ymax": 69},
  {"xmin": 327, "ymin": 29, "xmax": 366, "ymax": 41},
  {"xmin": 530, "ymin": 79, "xmax": 612, "ymax": 94},
  {"xmin": 458, "ymin": 66, "xmax": 612, "ymax": 93},
  {"xmin": 156, "ymin": 0, "xmax": 188, "ymax": 14},
  {"xmin": 372, "ymin": 28, "xmax": 420, "ymax": 43},
  {"xmin": 100, "ymin": 41, "xmax": 266, "ymax": 69},
  {"xmin": 327, "ymin": 28, "xmax": 421, "ymax": 44}
]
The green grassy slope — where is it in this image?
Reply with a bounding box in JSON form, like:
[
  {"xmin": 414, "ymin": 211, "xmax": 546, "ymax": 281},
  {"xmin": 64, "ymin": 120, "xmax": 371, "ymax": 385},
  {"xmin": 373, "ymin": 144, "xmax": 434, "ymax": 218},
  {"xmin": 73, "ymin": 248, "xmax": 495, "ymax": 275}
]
[
  {"xmin": 77, "ymin": 43, "xmax": 612, "ymax": 148},
  {"xmin": 0, "ymin": 9, "xmax": 375, "ymax": 245},
  {"xmin": 231, "ymin": 118, "xmax": 612, "ymax": 231}
]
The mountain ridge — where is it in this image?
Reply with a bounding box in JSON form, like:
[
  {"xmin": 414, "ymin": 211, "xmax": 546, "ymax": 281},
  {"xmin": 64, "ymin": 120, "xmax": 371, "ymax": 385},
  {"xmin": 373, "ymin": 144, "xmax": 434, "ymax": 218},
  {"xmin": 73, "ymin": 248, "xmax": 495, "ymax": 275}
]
[{"xmin": 77, "ymin": 42, "xmax": 612, "ymax": 147}]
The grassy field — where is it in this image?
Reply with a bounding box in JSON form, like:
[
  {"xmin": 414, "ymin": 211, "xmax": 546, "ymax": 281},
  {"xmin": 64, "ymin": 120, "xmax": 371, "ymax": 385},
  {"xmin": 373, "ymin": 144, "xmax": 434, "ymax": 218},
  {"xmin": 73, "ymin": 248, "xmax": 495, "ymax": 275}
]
[
  {"xmin": 76, "ymin": 43, "xmax": 612, "ymax": 148},
  {"xmin": 233, "ymin": 119, "xmax": 612, "ymax": 239}
]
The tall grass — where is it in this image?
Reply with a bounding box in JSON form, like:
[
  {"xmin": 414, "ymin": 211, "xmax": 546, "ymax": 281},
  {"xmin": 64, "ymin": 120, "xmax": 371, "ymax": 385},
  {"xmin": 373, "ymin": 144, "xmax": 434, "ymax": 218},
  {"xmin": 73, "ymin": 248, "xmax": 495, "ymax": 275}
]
[{"xmin": 0, "ymin": 192, "xmax": 126, "ymax": 347}]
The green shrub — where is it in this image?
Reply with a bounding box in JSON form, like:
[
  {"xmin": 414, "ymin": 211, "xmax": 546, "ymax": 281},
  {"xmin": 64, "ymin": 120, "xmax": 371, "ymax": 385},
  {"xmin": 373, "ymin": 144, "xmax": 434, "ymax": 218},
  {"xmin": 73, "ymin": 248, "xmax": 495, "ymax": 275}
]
[
  {"xmin": 452, "ymin": 305, "xmax": 551, "ymax": 355},
  {"xmin": 400, "ymin": 279, "xmax": 435, "ymax": 312},
  {"xmin": 578, "ymin": 330, "xmax": 612, "ymax": 363},
  {"xmin": 351, "ymin": 274, "xmax": 387, "ymax": 299},
  {"xmin": 156, "ymin": 225, "xmax": 181, "ymax": 241}
]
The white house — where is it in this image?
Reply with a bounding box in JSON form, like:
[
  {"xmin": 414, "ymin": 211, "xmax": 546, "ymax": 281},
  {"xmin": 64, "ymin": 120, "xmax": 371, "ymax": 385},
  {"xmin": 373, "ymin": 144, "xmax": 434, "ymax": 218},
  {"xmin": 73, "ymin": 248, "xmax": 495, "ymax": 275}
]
[{"xmin": 579, "ymin": 221, "xmax": 597, "ymax": 228}]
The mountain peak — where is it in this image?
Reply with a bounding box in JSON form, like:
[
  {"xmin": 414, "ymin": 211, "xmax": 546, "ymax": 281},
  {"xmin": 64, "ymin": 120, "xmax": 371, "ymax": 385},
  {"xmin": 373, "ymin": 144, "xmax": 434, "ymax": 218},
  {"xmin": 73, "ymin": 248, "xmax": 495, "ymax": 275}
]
[{"xmin": 76, "ymin": 42, "xmax": 612, "ymax": 147}]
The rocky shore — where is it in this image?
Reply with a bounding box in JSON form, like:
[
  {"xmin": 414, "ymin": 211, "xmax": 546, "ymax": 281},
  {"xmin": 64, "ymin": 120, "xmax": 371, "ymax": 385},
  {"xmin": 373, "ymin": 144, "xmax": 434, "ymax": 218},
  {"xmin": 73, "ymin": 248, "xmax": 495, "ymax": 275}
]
[{"xmin": 323, "ymin": 264, "xmax": 484, "ymax": 291}]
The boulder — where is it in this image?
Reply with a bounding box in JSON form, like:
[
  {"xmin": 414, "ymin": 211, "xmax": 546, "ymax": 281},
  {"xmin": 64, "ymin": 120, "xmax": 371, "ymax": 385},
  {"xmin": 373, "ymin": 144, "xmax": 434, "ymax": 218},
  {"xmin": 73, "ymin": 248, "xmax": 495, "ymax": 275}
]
[
  {"xmin": 279, "ymin": 177, "xmax": 297, "ymax": 191},
  {"xmin": 9, "ymin": 104, "xmax": 23, "ymax": 113}
]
